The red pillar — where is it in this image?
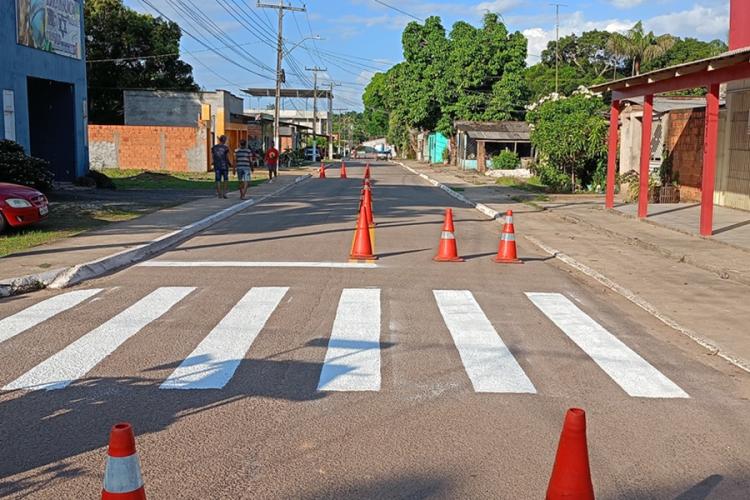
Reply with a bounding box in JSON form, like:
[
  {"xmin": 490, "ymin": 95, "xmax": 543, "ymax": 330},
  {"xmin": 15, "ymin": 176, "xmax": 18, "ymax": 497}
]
[
  {"xmin": 605, "ymin": 100, "xmax": 620, "ymax": 208},
  {"xmin": 700, "ymin": 83, "xmax": 720, "ymax": 237},
  {"xmin": 638, "ymin": 94, "xmax": 654, "ymax": 218}
]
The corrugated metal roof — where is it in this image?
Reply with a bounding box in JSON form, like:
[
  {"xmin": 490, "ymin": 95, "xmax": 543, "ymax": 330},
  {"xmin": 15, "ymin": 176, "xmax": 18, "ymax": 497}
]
[{"xmin": 455, "ymin": 121, "xmax": 530, "ymax": 141}]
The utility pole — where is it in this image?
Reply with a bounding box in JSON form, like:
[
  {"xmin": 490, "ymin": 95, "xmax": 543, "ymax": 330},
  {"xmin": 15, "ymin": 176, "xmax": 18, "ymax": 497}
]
[
  {"xmin": 306, "ymin": 66, "xmax": 326, "ymax": 161},
  {"xmin": 550, "ymin": 3, "xmax": 566, "ymax": 94},
  {"xmin": 327, "ymin": 82, "xmax": 340, "ymax": 160},
  {"xmin": 258, "ymin": 1, "xmax": 305, "ymax": 150}
]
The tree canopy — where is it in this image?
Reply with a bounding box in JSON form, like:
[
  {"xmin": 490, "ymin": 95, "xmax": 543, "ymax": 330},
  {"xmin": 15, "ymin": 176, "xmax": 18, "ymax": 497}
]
[{"xmin": 85, "ymin": 0, "xmax": 198, "ymax": 124}]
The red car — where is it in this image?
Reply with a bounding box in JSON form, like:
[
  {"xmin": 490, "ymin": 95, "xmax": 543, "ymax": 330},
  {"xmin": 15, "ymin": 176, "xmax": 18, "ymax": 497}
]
[{"xmin": 0, "ymin": 182, "xmax": 49, "ymax": 232}]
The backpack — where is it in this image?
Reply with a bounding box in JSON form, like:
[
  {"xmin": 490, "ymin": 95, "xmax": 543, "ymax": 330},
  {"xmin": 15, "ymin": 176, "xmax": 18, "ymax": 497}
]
[{"xmin": 212, "ymin": 144, "xmax": 229, "ymax": 169}]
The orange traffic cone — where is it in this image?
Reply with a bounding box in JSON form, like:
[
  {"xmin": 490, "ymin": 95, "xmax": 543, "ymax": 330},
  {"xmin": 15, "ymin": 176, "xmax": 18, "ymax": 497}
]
[
  {"xmin": 319, "ymin": 163, "xmax": 326, "ymax": 179},
  {"xmin": 102, "ymin": 423, "xmax": 146, "ymax": 499},
  {"xmin": 364, "ymin": 163, "xmax": 371, "ymax": 180},
  {"xmin": 434, "ymin": 208, "xmax": 463, "ymax": 262},
  {"xmin": 340, "ymin": 161, "xmax": 348, "ymax": 179},
  {"xmin": 546, "ymin": 408, "xmax": 595, "ymax": 500},
  {"xmin": 492, "ymin": 210, "xmax": 523, "ymax": 263},
  {"xmin": 362, "ymin": 183, "xmax": 375, "ymax": 227},
  {"xmin": 350, "ymin": 203, "xmax": 377, "ymax": 260}
]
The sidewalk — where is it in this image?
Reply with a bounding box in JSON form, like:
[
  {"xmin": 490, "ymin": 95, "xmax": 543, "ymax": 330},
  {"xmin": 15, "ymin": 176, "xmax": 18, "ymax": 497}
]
[
  {"xmin": 398, "ymin": 159, "xmax": 750, "ymax": 373},
  {"xmin": 0, "ymin": 171, "xmax": 311, "ymax": 296}
]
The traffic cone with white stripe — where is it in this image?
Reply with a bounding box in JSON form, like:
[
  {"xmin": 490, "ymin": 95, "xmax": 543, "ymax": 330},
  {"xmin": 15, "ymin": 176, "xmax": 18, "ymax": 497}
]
[
  {"xmin": 102, "ymin": 422, "xmax": 146, "ymax": 499},
  {"xmin": 492, "ymin": 210, "xmax": 523, "ymax": 263},
  {"xmin": 350, "ymin": 202, "xmax": 377, "ymax": 260},
  {"xmin": 362, "ymin": 182, "xmax": 375, "ymax": 228},
  {"xmin": 434, "ymin": 208, "xmax": 463, "ymax": 262},
  {"xmin": 319, "ymin": 162, "xmax": 326, "ymax": 179},
  {"xmin": 546, "ymin": 408, "xmax": 595, "ymax": 500},
  {"xmin": 340, "ymin": 161, "xmax": 348, "ymax": 178}
]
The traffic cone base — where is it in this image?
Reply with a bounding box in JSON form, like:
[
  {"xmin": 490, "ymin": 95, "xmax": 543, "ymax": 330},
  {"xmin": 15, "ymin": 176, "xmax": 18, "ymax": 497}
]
[
  {"xmin": 546, "ymin": 408, "xmax": 595, "ymax": 500},
  {"xmin": 434, "ymin": 208, "xmax": 463, "ymax": 262},
  {"xmin": 319, "ymin": 163, "xmax": 326, "ymax": 179}
]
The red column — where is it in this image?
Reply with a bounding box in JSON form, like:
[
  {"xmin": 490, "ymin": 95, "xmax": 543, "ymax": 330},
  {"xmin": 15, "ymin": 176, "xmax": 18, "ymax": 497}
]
[
  {"xmin": 606, "ymin": 100, "xmax": 620, "ymax": 208},
  {"xmin": 638, "ymin": 95, "xmax": 654, "ymax": 218},
  {"xmin": 700, "ymin": 83, "xmax": 720, "ymax": 237}
]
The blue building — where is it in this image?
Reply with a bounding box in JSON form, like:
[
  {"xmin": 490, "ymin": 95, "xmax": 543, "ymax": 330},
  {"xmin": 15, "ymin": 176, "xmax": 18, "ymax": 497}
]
[{"xmin": 1, "ymin": 0, "xmax": 88, "ymax": 181}]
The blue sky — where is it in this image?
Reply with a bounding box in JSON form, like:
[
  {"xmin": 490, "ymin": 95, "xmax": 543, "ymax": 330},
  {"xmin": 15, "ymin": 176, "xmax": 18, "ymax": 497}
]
[{"xmin": 123, "ymin": 1, "xmax": 730, "ymax": 110}]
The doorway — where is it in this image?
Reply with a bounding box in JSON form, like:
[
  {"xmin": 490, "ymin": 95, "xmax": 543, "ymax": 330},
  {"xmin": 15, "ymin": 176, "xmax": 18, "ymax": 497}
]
[{"xmin": 27, "ymin": 77, "xmax": 76, "ymax": 181}]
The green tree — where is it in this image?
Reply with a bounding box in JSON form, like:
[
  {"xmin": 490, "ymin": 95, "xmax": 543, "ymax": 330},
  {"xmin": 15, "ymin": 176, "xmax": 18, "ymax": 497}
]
[
  {"xmin": 361, "ymin": 73, "xmax": 389, "ymax": 138},
  {"xmin": 642, "ymin": 37, "xmax": 727, "ymax": 72},
  {"xmin": 85, "ymin": 0, "xmax": 198, "ymax": 123},
  {"xmin": 526, "ymin": 89, "xmax": 608, "ymax": 191},
  {"xmin": 606, "ymin": 21, "xmax": 676, "ymax": 75}
]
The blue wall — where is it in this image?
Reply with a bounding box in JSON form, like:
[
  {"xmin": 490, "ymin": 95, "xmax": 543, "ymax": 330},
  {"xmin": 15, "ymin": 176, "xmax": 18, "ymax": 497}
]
[
  {"xmin": 427, "ymin": 132, "xmax": 449, "ymax": 164},
  {"xmin": 0, "ymin": 0, "xmax": 88, "ymax": 179}
]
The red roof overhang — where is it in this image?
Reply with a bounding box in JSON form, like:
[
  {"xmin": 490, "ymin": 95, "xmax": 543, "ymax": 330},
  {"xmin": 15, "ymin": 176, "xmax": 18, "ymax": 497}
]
[{"xmin": 590, "ymin": 47, "xmax": 750, "ymax": 100}]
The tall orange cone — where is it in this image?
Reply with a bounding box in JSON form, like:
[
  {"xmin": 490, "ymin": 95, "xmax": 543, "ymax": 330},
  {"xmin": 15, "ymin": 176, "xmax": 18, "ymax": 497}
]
[
  {"xmin": 350, "ymin": 203, "xmax": 377, "ymax": 260},
  {"xmin": 434, "ymin": 208, "xmax": 463, "ymax": 262},
  {"xmin": 546, "ymin": 408, "xmax": 595, "ymax": 500},
  {"xmin": 364, "ymin": 163, "xmax": 371, "ymax": 180},
  {"xmin": 492, "ymin": 210, "xmax": 523, "ymax": 263},
  {"xmin": 319, "ymin": 162, "xmax": 326, "ymax": 179},
  {"xmin": 340, "ymin": 161, "xmax": 348, "ymax": 178},
  {"xmin": 362, "ymin": 183, "xmax": 375, "ymax": 227},
  {"xmin": 102, "ymin": 422, "xmax": 146, "ymax": 499}
]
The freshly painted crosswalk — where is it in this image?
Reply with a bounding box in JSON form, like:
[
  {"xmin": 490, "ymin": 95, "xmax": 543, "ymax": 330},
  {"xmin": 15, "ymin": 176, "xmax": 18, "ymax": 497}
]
[
  {"xmin": 0, "ymin": 287, "xmax": 690, "ymax": 399},
  {"xmin": 3, "ymin": 287, "xmax": 194, "ymax": 391},
  {"xmin": 317, "ymin": 288, "xmax": 382, "ymax": 392},
  {"xmin": 434, "ymin": 290, "xmax": 536, "ymax": 394},
  {"xmin": 161, "ymin": 287, "xmax": 288, "ymax": 389},
  {"xmin": 0, "ymin": 289, "xmax": 102, "ymax": 345},
  {"xmin": 526, "ymin": 293, "xmax": 689, "ymax": 398}
]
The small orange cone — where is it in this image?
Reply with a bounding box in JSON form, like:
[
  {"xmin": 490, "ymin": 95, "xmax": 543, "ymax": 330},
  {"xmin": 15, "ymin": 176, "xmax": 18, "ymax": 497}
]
[
  {"xmin": 102, "ymin": 423, "xmax": 146, "ymax": 499},
  {"xmin": 493, "ymin": 210, "xmax": 523, "ymax": 263},
  {"xmin": 319, "ymin": 163, "xmax": 326, "ymax": 179},
  {"xmin": 546, "ymin": 408, "xmax": 595, "ymax": 500},
  {"xmin": 350, "ymin": 203, "xmax": 377, "ymax": 260},
  {"xmin": 340, "ymin": 161, "xmax": 348, "ymax": 179},
  {"xmin": 364, "ymin": 163, "xmax": 371, "ymax": 180},
  {"xmin": 434, "ymin": 208, "xmax": 463, "ymax": 262},
  {"xmin": 362, "ymin": 183, "xmax": 375, "ymax": 227}
]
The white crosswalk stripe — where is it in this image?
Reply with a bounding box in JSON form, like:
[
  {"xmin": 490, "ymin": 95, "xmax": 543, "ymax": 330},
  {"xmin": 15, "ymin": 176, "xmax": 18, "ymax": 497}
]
[
  {"xmin": 317, "ymin": 288, "xmax": 382, "ymax": 392},
  {"xmin": 433, "ymin": 290, "xmax": 536, "ymax": 394},
  {"xmin": 0, "ymin": 289, "xmax": 103, "ymax": 345},
  {"xmin": 526, "ymin": 292, "xmax": 689, "ymax": 398},
  {"xmin": 161, "ymin": 287, "xmax": 288, "ymax": 390},
  {"xmin": 3, "ymin": 287, "xmax": 194, "ymax": 391}
]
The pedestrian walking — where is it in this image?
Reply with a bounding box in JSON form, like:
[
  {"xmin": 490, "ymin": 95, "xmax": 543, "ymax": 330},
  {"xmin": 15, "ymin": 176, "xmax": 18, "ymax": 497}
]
[
  {"xmin": 265, "ymin": 145, "xmax": 279, "ymax": 182},
  {"xmin": 234, "ymin": 139, "xmax": 253, "ymax": 200},
  {"xmin": 211, "ymin": 135, "xmax": 231, "ymax": 199}
]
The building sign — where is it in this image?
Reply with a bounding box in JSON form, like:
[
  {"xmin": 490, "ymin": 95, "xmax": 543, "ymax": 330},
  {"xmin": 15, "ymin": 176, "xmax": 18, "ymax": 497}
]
[{"xmin": 16, "ymin": 0, "xmax": 82, "ymax": 59}]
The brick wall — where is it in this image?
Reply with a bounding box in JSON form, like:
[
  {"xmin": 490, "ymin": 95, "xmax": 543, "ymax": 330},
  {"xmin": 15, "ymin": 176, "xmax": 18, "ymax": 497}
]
[
  {"xmin": 666, "ymin": 109, "xmax": 704, "ymax": 201},
  {"xmin": 88, "ymin": 123, "xmax": 208, "ymax": 172}
]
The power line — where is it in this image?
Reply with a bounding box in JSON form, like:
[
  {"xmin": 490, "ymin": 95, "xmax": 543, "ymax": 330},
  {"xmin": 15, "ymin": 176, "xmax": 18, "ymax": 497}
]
[
  {"xmin": 86, "ymin": 41, "xmax": 263, "ymax": 63},
  {"xmin": 372, "ymin": 0, "xmax": 422, "ymax": 21}
]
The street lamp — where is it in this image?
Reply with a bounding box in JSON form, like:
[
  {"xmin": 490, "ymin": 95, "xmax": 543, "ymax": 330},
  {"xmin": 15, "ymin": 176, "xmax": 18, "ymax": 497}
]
[{"xmin": 283, "ymin": 35, "xmax": 322, "ymax": 57}]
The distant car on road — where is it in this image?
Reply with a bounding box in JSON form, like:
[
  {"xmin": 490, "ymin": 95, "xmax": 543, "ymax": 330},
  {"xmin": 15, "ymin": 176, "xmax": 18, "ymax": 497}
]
[
  {"xmin": 0, "ymin": 182, "xmax": 49, "ymax": 232},
  {"xmin": 376, "ymin": 149, "xmax": 392, "ymax": 160},
  {"xmin": 304, "ymin": 147, "xmax": 322, "ymax": 162}
]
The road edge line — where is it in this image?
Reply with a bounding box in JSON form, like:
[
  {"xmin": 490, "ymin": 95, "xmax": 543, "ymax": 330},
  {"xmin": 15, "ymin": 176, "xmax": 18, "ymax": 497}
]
[
  {"xmin": 393, "ymin": 159, "xmax": 750, "ymax": 375},
  {"xmin": 0, "ymin": 175, "xmax": 311, "ymax": 297}
]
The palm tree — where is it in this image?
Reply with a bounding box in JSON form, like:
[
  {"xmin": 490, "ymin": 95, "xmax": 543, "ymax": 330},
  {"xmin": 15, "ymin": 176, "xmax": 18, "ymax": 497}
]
[{"xmin": 607, "ymin": 21, "xmax": 676, "ymax": 76}]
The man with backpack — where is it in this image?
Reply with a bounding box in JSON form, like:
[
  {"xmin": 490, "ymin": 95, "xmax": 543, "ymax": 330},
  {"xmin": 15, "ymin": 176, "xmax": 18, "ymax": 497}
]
[{"xmin": 212, "ymin": 135, "xmax": 231, "ymax": 199}]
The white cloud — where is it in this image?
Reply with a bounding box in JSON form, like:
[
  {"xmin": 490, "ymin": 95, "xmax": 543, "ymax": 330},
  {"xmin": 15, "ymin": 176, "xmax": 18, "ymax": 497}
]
[
  {"xmin": 646, "ymin": 5, "xmax": 729, "ymax": 39},
  {"xmin": 610, "ymin": 0, "xmax": 645, "ymax": 8},
  {"xmin": 474, "ymin": 0, "xmax": 522, "ymax": 14}
]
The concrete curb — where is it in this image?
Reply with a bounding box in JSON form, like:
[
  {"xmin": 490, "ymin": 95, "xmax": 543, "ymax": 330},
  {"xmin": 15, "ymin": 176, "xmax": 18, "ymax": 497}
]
[
  {"xmin": 0, "ymin": 175, "xmax": 311, "ymax": 297},
  {"xmin": 395, "ymin": 159, "xmax": 750, "ymax": 374}
]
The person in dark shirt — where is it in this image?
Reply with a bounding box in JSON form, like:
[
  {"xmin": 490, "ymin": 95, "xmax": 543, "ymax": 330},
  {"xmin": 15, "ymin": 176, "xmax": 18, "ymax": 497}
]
[
  {"xmin": 234, "ymin": 139, "xmax": 253, "ymax": 200},
  {"xmin": 211, "ymin": 135, "xmax": 231, "ymax": 199}
]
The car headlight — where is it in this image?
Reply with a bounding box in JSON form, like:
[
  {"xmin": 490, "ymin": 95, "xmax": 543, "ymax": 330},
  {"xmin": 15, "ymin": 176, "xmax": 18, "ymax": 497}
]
[{"xmin": 5, "ymin": 198, "xmax": 33, "ymax": 208}]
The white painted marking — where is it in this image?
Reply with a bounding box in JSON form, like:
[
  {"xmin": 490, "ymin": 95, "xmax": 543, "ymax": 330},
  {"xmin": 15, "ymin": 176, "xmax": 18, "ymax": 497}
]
[
  {"xmin": 160, "ymin": 287, "xmax": 288, "ymax": 389},
  {"xmin": 318, "ymin": 288, "xmax": 381, "ymax": 391},
  {"xmin": 137, "ymin": 261, "xmax": 378, "ymax": 269},
  {"xmin": 526, "ymin": 292, "xmax": 689, "ymax": 398},
  {"xmin": 3, "ymin": 287, "xmax": 194, "ymax": 391},
  {"xmin": 434, "ymin": 290, "xmax": 536, "ymax": 393},
  {"xmin": 0, "ymin": 289, "xmax": 103, "ymax": 345}
]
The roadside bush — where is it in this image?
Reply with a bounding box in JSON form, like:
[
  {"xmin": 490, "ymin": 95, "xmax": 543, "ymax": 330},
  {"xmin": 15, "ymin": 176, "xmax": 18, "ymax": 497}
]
[
  {"xmin": 74, "ymin": 176, "xmax": 97, "ymax": 187},
  {"xmin": 491, "ymin": 150, "xmax": 520, "ymax": 170},
  {"xmin": 86, "ymin": 169, "xmax": 116, "ymax": 189},
  {"xmin": 0, "ymin": 140, "xmax": 54, "ymax": 191},
  {"xmin": 535, "ymin": 163, "xmax": 571, "ymax": 192}
]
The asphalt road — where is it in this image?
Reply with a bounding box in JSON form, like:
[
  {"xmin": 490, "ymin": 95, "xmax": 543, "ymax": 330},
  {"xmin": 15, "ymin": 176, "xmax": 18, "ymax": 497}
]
[{"xmin": 1, "ymin": 161, "xmax": 749, "ymax": 499}]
